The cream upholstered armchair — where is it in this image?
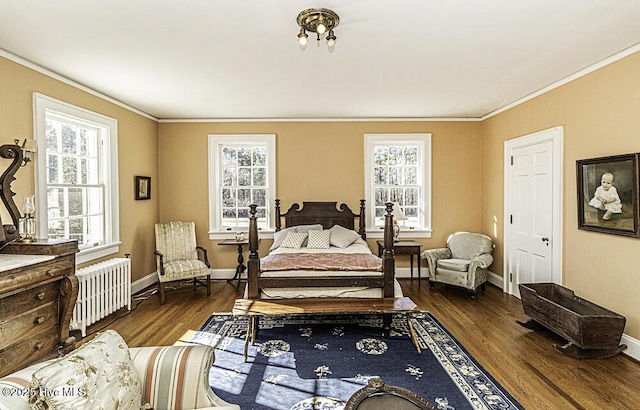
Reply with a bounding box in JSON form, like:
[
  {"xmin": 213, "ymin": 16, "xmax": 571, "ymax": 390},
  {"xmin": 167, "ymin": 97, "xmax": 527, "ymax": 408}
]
[
  {"xmin": 421, "ymin": 232, "xmax": 493, "ymax": 299},
  {"xmin": 154, "ymin": 221, "xmax": 211, "ymax": 304}
]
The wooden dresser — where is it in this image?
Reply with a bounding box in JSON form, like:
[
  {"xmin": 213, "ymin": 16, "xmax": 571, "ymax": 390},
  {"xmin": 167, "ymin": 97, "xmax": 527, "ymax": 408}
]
[{"xmin": 0, "ymin": 239, "xmax": 79, "ymax": 377}]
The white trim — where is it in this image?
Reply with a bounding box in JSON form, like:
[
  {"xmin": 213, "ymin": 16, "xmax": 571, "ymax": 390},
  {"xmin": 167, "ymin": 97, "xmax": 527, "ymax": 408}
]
[
  {"xmin": 207, "ymin": 134, "xmax": 276, "ymax": 238},
  {"xmin": 365, "ymin": 229, "xmax": 433, "ymax": 239},
  {"xmin": 621, "ymin": 334, "xmax": 640, "ymax": 361},
  {"xmin": 5, "ymin": 43, "xmax": 640, "ymax": 123},
  {"xmin": 0, "ymin": 48, "xmax": 157, "ymax": 121},
  {"xmin": 159, "ymin": 117, "xmax": 480, "ymax": 123},
  {"xmin": 131, "ymin": 271, "xmax": 159, "ymax": 295},
  {"xmin": 483, "ymin": 43, "xmax": 640, "ymax": 120},
  {"xmin": 33, "ymin": 93, "xmax": 120, "ymax": 264},
  {"xmin": 364, "ymin": 133, "xmax": 432, "ymax": 237},
  {"xmin": 503, "ymin": 126, "xmax": 563, "ymax": 295},
  {"xmin": 486, "ymin": 271, "xmax": 504, "ymax": 289},
  {"xmin": 76, "ymin": 242, "xmax": 122, "ymax": 265}
]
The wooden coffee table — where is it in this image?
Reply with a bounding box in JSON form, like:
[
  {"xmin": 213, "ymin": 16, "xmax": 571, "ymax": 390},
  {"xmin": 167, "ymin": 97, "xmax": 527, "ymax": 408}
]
[{"xmin": 233, "ymin": 297, "xmax": 421, "ymax": 362}]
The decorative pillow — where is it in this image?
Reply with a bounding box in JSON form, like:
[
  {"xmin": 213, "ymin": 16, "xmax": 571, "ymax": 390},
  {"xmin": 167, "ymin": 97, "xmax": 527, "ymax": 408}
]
[
  {"xmin": 294, "ymin": 224, "xmax": 324, "ymax": 233},
  {"xmin": 29, "ymin": 330, "xmax": 144, "ymax": 410},
  {"xmin": 270, "ymin": 226, "xmax": 298, "ymax": 251},
  {"xmin": 280, "ymin": 232, "xmax": 308, "ymax": 249},
  {"xmin": 295, "ymin": 224, "xmax": 324, "ymax": 247},
  {"xmin": 306, "ymin": 230, "xmax": 331, "ymax": 249},
  {"xmin": 329, "ymin": 224, "xmax": 361, "ymax": 248}
]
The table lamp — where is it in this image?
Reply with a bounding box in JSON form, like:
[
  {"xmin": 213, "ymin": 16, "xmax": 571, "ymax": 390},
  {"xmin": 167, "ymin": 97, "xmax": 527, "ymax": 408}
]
[{"xmin": 391, "ymin": 202, "xmax": 407, "ymax": 242}]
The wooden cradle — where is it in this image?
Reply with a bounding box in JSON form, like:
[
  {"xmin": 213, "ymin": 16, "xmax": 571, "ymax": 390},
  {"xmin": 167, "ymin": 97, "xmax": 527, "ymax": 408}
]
[{"xmin": 246, "ymin": 200, "xmax": 396, "ymax": 300}]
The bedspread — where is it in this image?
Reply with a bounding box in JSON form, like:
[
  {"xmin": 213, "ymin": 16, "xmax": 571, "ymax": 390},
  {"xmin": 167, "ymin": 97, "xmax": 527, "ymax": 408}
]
[{"xmin": 260, "ymin": 252, "xmax": 382, "ymax": 272}]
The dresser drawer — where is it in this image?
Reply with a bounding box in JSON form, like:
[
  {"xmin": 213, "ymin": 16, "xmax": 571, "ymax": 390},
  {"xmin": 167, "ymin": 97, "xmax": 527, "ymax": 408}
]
[
  {"xmin": 0, "ymin": 259, "xmax": 73, "ymax": 296},
  {"xmin": 0, "ymin": 281, "xmax": 60, "ymax": 318},
  {"xmin": 0, "ymin": 326, "xmax": 59, "ymax": 377},
  {"xmin": 0, "ymin": 302, "xmax": 59, "ymax": 351}
]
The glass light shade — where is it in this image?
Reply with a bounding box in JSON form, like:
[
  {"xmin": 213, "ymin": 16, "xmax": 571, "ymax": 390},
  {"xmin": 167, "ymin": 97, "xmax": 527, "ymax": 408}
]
[
  {"xmin": 327, "ymin": 36, "xmax": 336, "ymax": 47},
  {"xmin": 298, "ymin": 32, "xmax": 308, "ymax": 46},
  {"xmin": 22, "ymin": 195, "xmax": 35, "ymax": 215},
  {"xmin": 317, "ymin": 23, "xmax": 326, "ymax": 34}
]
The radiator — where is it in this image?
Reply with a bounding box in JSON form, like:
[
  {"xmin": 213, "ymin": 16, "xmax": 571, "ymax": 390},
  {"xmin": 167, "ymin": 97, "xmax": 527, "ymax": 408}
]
[{"xmin": 71, "ymin": 258, "xmax": 132, "ymax": 337}]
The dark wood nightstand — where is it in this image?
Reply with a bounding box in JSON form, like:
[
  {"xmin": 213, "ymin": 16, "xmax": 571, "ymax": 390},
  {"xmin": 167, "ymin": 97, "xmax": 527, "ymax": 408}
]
[
  {"xmin": 218, "ymin": 239, "xmax": 249, "ymax": 291},
  {"xmin": 377, "ymin": 240, "xmax": 423, "ymax": 287}
]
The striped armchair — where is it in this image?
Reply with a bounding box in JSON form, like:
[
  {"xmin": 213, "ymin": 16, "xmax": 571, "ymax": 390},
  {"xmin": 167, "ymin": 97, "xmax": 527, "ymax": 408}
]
[
  {"xmin": 0, "ymin": 341, "xmax": 238, "ymax": 410},
  {"xmin": 155, "ymin": 221, "xmax": 212, "ymax": 304}
]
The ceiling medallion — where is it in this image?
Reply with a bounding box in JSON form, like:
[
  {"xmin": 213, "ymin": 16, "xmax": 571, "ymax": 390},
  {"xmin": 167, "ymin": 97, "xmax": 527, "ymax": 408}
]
[{"xmin": 296, "ymin": 8, "xmax": 339, "ymax": 48}]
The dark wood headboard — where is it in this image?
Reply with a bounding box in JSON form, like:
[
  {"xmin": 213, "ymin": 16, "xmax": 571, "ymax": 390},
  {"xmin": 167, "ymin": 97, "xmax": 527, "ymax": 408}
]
[{"xmin": 275, "ymin": 199, "xmax": 366, "ymax": 239}]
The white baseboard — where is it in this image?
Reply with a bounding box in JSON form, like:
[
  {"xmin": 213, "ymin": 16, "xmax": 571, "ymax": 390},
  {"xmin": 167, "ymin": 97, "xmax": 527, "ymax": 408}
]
[
  {"xmin": 131, "ymin": 272, "xmax": 158, "ymax": 294},
  {"xmin": 487, "ymin": 271, "xmax": 503, "ymax": 289},
  {"xmin": 131, "ymin": 269, "xmax": 238, "ymax": 294},
  {"xmin": 393, "ymin": 267, "xmax": 423, "ymax": 280},
  {"xmin": 621, "ymin": 333, "xmax": 640, "ymax": 361}
]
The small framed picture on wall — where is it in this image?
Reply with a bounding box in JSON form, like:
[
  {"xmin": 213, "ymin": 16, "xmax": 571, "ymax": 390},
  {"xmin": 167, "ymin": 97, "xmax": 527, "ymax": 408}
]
[{"xmin": 135, "ymin": 176, "xmax": 151, "ymax": 200}]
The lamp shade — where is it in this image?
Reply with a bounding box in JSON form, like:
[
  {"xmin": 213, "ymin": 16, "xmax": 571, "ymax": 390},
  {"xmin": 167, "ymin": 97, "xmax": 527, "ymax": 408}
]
[{"xmin": 391, "ymin": 202, "xmax": 408, "ymax": 221}]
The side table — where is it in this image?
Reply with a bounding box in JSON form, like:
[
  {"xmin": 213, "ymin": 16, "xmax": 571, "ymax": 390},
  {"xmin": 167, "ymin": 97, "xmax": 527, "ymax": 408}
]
[
  {"xmin": 218, "ymin": 239, "xmax": 249, "ymax": 291},
  {"xmin": 377, "ymin": 240, "xmax": 423, "ymax": 287}
]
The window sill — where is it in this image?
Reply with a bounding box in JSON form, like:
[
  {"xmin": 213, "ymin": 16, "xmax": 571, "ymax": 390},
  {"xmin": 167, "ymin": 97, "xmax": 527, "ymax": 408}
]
[
  {"xmin": 365, "ymin": 229, "xmax": 432, "ymax": 239},
  {"xmin": 209, "ymin": 231, "xmax": 275, "ymax": 240},
  {"xmin": 76, "ymin": 242, "xmax": 121, "ymax": 265}
]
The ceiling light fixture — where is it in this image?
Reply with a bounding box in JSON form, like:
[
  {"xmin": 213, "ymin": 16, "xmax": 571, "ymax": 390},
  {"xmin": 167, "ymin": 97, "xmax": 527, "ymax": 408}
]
[{"xmin": 296, "ymin": 8, "xmax": 339, "ymax": 48}]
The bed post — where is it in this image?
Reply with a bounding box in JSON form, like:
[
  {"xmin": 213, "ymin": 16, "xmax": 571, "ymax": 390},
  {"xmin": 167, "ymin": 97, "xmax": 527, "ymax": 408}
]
[
  {"xmin": 247, "ymin": 204, "xmax": 260, "ymax": 299},
  {"xmin": 275, "ymin": 198, "xmax": 282, "ymax": 232},
  {"xmin": 359, "ymin": 199, "xmax": 366, "ymax": 239},
  {"xmin": 382, "ymin": 202, "xmax": 395, "ymax": 297}
]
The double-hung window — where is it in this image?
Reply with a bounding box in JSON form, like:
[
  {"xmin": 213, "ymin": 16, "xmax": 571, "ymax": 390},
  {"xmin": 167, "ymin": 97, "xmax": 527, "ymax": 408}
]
[
  {"xmin": 34, "ymin": 93, "xmax": 120, "ymax": 264},
  {"xmin": 208, "ymin": 134, "xmax": 276, "ymax": 238},
  {"xmin": 364, "ymin": 133, "xmax": 432, "ymax": 238}
]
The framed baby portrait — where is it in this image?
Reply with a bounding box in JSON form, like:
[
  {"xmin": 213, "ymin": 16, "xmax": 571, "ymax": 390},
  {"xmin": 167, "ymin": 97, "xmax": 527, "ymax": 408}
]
[{"xmin": 576, "ymin": 153, "xmax": 640, "ymax": 237}]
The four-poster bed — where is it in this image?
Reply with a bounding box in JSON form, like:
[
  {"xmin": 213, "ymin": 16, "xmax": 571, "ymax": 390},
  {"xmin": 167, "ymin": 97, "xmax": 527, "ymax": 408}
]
[{"xmin": 246, "ymin": 200, "xmax": 398, "ymax": 300}]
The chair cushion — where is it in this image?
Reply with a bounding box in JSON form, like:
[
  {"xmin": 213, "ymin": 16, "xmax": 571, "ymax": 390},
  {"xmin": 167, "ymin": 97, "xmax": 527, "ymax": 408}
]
[
  {"xmin": 29, "ymin": 330, "xmax": 143, "ymax": 410},
  {"xmin": 437, "ymin": 258, "xmax": 470, "ymax": 272},
  {"xmin": 159, "ymin": 259, "xmax": 209, "ymax": 282},
  {"xmin": 448, "ymin": 232, "xmax": 492, "ymax": 260}
]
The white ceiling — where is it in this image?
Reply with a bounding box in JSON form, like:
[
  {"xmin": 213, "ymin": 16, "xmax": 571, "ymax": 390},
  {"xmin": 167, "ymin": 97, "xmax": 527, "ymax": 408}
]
[{"xmin": 1, "ymin": 1, "xmax": 640, "ymax": 120}]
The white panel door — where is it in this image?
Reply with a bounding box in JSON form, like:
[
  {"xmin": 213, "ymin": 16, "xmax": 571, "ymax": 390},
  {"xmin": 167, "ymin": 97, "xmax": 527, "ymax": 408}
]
[{"xmin": 509, "ymin": 141, "xmax": 554, "ymax": 298}]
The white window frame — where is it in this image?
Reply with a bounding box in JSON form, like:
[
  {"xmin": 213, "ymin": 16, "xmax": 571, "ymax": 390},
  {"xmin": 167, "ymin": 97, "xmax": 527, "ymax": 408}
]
[
  {"xmin": 33, "ymin": 93, "xmax": 120, "ymax": 264},
  {"xmin": 364, "ymin": 133, "xmax": 432, "ymax": 238},
  {"xmin": 208, "ymin": 134, "xmax": 276, "ymax": 239}
]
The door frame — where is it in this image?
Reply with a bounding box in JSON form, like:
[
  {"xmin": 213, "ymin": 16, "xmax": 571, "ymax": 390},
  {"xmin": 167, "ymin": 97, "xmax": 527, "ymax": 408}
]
[{"xmin": 503, "ymin": 126, "xmax": 564, "ymax": 296}]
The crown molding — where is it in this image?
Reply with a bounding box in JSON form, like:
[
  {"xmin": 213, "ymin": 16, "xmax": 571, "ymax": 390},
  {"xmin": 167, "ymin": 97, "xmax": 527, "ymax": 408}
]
[
  {"xmin": 0, "ymin": 48, "xmax": 158, "ymax": 122},
  {"xmin": 481, "ymin": 43, "xmax": 640, "ymax": 120}
]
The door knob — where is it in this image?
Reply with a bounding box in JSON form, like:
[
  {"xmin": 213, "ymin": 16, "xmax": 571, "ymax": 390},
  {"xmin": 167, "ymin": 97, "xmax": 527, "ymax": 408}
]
[{"xmin": 542, "ymin": 237, "xmax": 549, "ymax": 246}]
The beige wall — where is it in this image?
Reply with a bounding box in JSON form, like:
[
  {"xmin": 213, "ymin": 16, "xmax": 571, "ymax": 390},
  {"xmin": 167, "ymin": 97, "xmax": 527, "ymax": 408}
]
[
  {"xmin": 6, "ymin": 44, "xmax": 639, "ymax": 341},
  {"xmin": 481, "ymin": 51, "xmax": 640, "ymax": 338},
  {"xmin": 0, "ymin": 56, "xmax": 159, "ymax": 281},
  {"xmin": 157, "ymin": 121, "xmax": 483, "ymax": 270}
]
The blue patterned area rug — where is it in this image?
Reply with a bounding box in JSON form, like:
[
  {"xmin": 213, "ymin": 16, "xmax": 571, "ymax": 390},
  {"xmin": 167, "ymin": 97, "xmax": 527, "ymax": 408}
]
[{"xmin": 188, "ymin": 311, "xmax": 523, "ymax": 410}]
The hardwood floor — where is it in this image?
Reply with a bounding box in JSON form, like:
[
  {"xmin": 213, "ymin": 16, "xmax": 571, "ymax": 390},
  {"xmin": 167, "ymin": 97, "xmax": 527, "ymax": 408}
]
[{"xmin": 89, "ymin": 279, "xmax": 640, "ymax": 409}]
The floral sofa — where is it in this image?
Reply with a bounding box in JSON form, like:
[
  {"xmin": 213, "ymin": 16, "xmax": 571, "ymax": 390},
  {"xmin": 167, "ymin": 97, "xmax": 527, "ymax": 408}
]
[{"xmin": 0, "ymin": 330, "xmax": 238, "ymax": 410}]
